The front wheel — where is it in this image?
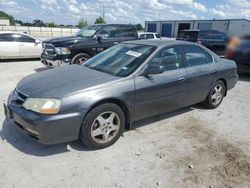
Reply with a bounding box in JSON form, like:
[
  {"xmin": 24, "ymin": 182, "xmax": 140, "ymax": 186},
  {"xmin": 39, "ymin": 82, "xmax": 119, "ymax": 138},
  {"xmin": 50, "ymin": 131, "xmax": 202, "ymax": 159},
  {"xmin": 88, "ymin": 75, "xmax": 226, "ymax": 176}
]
[
  {"xmin": 80, "ymin": 103, "xmax": 125, "ymax": 150},
  {"xmin": 71, "ymin": 53, "xmax": 90, "ymax": 65},
  {"xmin": 203, "ymin": 80, "xmax": 226, "ymax": 109}
]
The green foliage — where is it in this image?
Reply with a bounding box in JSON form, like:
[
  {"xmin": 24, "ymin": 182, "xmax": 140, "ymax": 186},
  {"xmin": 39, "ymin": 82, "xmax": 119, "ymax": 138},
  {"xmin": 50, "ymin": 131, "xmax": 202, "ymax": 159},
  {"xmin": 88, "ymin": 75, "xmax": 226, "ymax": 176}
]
[
  {"xmin": 48, "ymin": 22, "xmax": 57, "ymax": 27},
  {"xmin": 76, "ymin": 18, "xmax": 88, "ymax": 29},
  {"xmin": 0, "ymin": 11, "xmax": 15, "ymax": 25},
  {"xmin": 135, "ymin": 24, "xmax": 144, "ymax": 31},
  {"xmin": 95, "ymin": 17, "xmax": 106, "ymax": 24}
]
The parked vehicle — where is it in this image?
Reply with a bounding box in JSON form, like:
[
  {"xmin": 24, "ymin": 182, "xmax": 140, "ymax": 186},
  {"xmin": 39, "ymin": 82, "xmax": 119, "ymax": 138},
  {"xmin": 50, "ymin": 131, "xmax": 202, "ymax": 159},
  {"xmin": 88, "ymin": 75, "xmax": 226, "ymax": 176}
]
[
  {"xmin": 41, "ymin": 24, "xmax": 138, "ymax": 67},
  {"xmin": 138, "ymin": 32, "xmax": 160, "ymax": 40},
  {"xmin": 0, "ymin": 31, "xmax": 42, "ymax": 59},
  {"xmin": 177, "ymin": 30, "xmax": 228, "ymax": 56},
  {"xmin": 4, "ymin": 40, "xmax": 238, "ymax": 149},
  {"xmin": 225, "ymin": 39, "xmax": 250, "ymax": 73}
]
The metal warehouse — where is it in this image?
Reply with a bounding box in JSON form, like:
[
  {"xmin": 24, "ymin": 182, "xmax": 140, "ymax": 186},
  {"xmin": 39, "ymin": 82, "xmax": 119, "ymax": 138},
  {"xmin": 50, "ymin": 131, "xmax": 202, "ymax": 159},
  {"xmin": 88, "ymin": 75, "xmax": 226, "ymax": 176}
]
[{"xmin": 145, "ymin": 19, "xmax": 250, "ymax": 38}]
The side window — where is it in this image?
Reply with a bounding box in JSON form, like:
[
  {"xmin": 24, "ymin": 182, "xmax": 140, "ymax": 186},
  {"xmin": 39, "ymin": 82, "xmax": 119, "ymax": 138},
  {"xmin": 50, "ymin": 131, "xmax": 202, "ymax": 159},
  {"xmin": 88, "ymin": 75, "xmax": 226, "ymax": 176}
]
[
  {"xmin": 184, "ymin": 45, "xmax": 213, "ymax": 67},
  {"xmin": 139, "ymin": 34, "xmax": 146, "ymax": 39},
  {"xmin": 117, "ymin": 26, "xmax": 136, "ymax": 37},
  {"xmin": 149, "ymin": 46, "xmax": 182, "ymax": 71},
  {"xmin": 15, "ymin": 34, "xmax": 35, "ymax": 43},
  {"xmin": 155, "ymin": 34, "xmax": 160, "ymax": 39},
  {"xmin": 99, "ymin": 26, "xmax": 118, "ymax": 38},
  {"xmin": 146, "ymin": 34, "xmax": 154, "ymax": 39},
  {"xmin": 0, "ymin": 33, "xmax": 15, "ymax": 42}
]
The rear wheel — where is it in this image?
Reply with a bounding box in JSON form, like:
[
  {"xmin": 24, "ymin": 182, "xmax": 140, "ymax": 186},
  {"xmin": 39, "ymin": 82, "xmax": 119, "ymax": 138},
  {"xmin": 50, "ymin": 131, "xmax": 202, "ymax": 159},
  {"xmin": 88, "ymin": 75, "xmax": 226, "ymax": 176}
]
[
  {"xmin": 80, "ymin": 103, "xmax": 125, "ymax": 149},
  {"xmin": 71, "ymin": 53, "xmax": 90, "ymax": 65},
  {"xmin": 203, "ymin": 80, "xmax": 226, "ymax": 109}
]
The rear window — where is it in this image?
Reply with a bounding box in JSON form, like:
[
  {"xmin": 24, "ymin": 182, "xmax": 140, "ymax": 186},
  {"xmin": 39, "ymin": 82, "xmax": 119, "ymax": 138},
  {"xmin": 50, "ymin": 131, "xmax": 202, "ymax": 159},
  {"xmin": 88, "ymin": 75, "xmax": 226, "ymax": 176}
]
[
  {"xmin": 199, "ymin": 31, "xmax": 226, "ymax": 40},
  {"xmin": 177, "ymin": 31, "xmax": 199, "ymax": 40}
]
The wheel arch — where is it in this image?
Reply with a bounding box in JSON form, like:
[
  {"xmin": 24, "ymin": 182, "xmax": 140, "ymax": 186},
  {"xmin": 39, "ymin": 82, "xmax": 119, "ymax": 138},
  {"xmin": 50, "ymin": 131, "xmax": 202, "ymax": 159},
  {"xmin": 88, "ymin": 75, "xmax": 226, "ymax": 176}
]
[
  {"xmin": 85, "ymin": 98, "xmax": 131, "ymax": 130},
  {"xmin": 216, "ymin": 78, "xmax": 228, "ymax": 96}
]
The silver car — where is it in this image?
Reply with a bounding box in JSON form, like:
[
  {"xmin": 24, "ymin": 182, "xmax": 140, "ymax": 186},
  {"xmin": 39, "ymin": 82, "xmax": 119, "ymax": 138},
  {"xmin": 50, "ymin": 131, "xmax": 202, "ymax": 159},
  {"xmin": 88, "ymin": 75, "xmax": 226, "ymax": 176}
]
[{"xmin": 0, "ymin": 31, "xmax": 42, "ymax": 59}]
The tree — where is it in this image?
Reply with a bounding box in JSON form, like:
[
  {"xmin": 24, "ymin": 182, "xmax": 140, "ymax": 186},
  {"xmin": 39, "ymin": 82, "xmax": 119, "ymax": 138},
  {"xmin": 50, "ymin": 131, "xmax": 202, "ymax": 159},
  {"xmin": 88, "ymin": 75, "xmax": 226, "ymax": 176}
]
[
  {"xmin": 32, "ymin": 19, "xmax": 46, "ymax": 27},
  {"xmin": 48, "ymin": 22, "xmax": 57, "ymax": 27},
  {"xmin": 95, "ymin": 17, "xmax": 106, "ymax": 24},
  {"xmin": 135, "ymin": 24, "xmax": 143, "ymax": 31},
  {"xmin": 0, "ymin": 11, "xmax": 15, "ymax": 25},
  {"xmin": 76, "ymin": 18, "xmax": 88, "ymax": 29}
]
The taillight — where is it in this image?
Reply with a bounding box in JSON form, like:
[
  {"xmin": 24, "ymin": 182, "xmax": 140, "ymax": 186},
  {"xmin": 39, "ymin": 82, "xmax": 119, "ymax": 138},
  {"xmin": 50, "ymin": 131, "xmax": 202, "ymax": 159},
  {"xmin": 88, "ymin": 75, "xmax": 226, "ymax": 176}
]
[{"xmin": 225, "ymin": 50, "xmax": 235, "ymax": 59}]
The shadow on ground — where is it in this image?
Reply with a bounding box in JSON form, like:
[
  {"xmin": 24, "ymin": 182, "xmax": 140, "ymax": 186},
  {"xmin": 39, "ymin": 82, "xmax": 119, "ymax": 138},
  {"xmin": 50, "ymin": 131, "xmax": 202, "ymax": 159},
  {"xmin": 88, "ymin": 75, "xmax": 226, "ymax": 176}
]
[
  {"xmin": 1, "ymin": 106, "xmax": 195, "ymax": 157},
  {"xmin": 0, "ymin": 58, "xmax": 40, "ymax": 63}
]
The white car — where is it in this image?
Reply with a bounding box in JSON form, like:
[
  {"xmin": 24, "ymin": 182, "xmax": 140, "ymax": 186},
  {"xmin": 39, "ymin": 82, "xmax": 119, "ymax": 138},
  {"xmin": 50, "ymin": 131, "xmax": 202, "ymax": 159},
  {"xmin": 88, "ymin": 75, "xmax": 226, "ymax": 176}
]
[
  {"xmin": 0, "ymin": 31, "xmax": 42, "ymax": 59},
  {"xmin": 138, "ymin": 32, "xmax": 161, "ymax": 40}
]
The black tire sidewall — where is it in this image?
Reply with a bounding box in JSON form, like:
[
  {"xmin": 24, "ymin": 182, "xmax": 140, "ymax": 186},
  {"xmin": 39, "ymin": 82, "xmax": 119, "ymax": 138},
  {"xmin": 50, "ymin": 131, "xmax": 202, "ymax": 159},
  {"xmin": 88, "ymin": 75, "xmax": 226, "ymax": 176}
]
[
  {"xmin": 80, "ymin": 103, "xmax": 125, "ymax": 149},
  {"xmin": 71, "ymin": 53, "xmax": 90, "ymax": 65}
]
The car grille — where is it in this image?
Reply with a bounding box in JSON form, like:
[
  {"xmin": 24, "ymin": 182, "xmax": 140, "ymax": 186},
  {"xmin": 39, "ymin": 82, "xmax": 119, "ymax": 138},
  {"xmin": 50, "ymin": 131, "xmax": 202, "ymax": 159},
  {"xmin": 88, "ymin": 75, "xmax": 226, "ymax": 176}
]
[
  {"xmin": 12, "ymin": 90, "xmax": 28, "ymax": 105},
  {"xmin": 42, "ymin": 43, "xmax": 56, "ymax": 56}
]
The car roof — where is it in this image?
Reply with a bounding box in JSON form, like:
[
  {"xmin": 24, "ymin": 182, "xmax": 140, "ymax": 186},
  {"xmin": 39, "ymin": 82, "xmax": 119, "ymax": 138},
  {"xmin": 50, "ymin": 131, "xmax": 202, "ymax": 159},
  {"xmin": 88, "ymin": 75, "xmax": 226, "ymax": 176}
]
[
  {"xmin": 0, "ymin": 31, "xmax": 39, "ymax": 40},
  {"xmin": 123, "ymin": 39, "xmax": 193, "ymax": 48},
  {"xmin": 138, "ymin": 32, "xmax": 158, "ymax": 35}
]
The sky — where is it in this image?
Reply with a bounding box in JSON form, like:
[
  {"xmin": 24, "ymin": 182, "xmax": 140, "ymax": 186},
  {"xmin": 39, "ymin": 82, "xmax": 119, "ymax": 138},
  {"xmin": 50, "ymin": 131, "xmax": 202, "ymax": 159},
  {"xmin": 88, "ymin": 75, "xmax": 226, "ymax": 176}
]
[{"xmin": 0, "ymin": 0, "xmax": 250, "ymax": 25}]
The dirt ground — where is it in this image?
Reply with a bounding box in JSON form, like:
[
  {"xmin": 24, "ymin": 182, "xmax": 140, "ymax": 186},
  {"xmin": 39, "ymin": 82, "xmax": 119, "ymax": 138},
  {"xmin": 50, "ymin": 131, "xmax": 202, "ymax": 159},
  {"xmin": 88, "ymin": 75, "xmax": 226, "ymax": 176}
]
[{"xmin": 0, "ymin": 60, "xmax": 250, "ymax": 188}]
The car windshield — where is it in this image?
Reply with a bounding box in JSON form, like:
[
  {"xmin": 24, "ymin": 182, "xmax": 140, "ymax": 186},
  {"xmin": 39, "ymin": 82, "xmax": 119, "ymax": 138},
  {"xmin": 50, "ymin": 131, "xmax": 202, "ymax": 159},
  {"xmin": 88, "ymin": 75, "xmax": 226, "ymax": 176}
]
[
  {"xmin": 83, "ymin": 43, "xmax": 156, "ymax": 77},
  {"xmin": 178, "ymin": 31, "xmax": 199, "ymax": 40},
  {"xmin": 76, "ymin": 25, "xmax": 101, "ymax": 38}
]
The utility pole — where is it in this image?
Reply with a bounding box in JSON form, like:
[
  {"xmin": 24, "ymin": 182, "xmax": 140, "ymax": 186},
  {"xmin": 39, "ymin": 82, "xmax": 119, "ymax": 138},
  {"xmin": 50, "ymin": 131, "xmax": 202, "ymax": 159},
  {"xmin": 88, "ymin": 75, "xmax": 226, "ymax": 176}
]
[{"xmin": 102, "ymin": 6, "xmax": 105, "ymax": 20}]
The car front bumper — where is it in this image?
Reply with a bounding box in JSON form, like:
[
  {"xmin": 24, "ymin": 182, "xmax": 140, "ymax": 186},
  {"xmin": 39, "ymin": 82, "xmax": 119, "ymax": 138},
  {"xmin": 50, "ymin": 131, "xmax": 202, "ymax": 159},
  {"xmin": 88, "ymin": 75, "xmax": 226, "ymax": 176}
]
[
  {"xmin": 41, "ymin": 53, "xmax": 71, "ymax": 68},
  {"xmin": 4, "ymin": 94, "xmax": 84, "ymax": 145}
]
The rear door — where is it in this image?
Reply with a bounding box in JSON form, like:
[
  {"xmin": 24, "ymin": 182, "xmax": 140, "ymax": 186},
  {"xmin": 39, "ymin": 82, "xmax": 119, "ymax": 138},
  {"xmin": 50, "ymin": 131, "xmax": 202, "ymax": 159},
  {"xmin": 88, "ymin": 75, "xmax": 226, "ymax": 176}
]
[
  {"xmin": 134, "ymin": 46, "xmax": 187, "ymax": 119},
  {"xmin": 183, "ymin": 45, "xmax": 216, "ymax": 105},
  {"xmin": 0, "ymin": 33, "xmax": 19, "ymax": 58},
  {"xmin": 17, "ymin": 34, "xmax": 42, "ymax": 57}
]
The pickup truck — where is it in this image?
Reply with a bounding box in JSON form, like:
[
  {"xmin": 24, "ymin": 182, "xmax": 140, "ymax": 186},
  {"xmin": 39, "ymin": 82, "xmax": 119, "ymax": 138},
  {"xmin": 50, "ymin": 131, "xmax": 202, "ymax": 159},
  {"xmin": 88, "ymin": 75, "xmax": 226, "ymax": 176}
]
[{"xmin": 41, "ymin": 24, "xmax": 138, "ymax": 67}]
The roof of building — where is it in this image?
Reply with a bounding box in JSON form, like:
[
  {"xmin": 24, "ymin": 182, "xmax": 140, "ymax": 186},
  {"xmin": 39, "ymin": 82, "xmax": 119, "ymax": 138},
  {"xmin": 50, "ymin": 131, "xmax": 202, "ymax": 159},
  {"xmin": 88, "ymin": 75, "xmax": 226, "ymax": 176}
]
[{"xmin": 145, "ymin": 18, "xmax": 250, "ymax": 23}]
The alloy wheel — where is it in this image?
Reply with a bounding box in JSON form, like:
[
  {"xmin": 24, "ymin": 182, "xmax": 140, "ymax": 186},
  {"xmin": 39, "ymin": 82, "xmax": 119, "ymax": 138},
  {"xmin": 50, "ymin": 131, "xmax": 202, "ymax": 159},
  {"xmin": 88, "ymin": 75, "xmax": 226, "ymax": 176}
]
[{"xmin": 211, "ymin": 84, "xmax": 223, "ymax": 106}]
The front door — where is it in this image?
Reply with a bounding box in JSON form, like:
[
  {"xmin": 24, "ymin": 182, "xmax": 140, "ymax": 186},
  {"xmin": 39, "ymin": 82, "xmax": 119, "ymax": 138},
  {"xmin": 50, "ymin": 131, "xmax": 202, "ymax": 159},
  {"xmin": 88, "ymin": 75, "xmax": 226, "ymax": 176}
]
[{"xmin": 134, "ymin": 46, "xmax": 187, "ymax": 119}]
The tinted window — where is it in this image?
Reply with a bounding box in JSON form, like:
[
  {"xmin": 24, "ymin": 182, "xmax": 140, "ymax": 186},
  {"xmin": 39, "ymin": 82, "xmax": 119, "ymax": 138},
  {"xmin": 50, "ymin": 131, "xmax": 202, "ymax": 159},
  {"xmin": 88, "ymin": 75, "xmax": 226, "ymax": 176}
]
[
  {"xmin": 139, "ymin": 34, "xmax": 146, "ymax": 39},
  {"xmin": 146, "ymin": 34, "xmax": 154, "ymax": 39},
  {"xmin": 149, "ymin": 46, "xmax": 182, "ymax": 71},
  {"xmin": 15, "ymin": 34, "xmax": 35, "ymax": 43},
  {"xmin": 84, "ymin": 44, "xmax": 156, "ymax": 77},
  {"xmin": 184, "ymin": 45, "xmax": 213, "ymax": 67},
  {"xmin": 199, "ymin": 31, "xmax": 226, "ymax": 40},
  {"xmin": 0, "ymin": 33, "xmax": 15, "ymax": 42},
  {"xmin": 117, "ymin": 26, "xmax": 136, "ymax": 37},
  {"xmin": 99, "ymin": 26, "xmax": 118, "ymax": 38},
  {"xmin": 177, "ymin": 31, "xmax": 199, "ymax": 40},
  {"xmin": 155, "ymin": 34, "xmax": 160, "ymax": 38}
]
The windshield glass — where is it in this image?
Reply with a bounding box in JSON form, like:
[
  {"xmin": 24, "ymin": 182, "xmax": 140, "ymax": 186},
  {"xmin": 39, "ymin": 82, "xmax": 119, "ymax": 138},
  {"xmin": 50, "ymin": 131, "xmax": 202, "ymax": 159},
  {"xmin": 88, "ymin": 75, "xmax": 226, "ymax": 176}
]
[
  {"xmin": 83, "ymin": 43, "xmax": 156, "ymax": 77},
  {"xmin": 76, "ymin": 25, "xmax": 101, "ymax": 38}
]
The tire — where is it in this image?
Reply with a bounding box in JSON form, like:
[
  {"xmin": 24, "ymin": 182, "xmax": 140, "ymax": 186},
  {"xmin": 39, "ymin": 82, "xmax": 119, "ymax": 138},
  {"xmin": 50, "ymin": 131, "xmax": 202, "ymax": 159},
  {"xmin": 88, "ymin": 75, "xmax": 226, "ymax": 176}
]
[
  {"xmin": 71, "ymin": 53, "xmax": 90, "ymax": 65},
  {"xmin": 203, "ymin": 80, "xmax": 226, "ymax": 109},
  {"xmin": 80, "ymin": 103, "xmax": 125, "ymax": 150}
]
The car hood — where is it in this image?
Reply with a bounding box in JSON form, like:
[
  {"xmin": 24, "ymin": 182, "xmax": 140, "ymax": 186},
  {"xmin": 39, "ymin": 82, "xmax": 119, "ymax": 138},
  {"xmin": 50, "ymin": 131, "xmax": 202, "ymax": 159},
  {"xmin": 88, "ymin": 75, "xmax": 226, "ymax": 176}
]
[
  {"xmin": 44, "ymin": 36, "xmax": 90, "ymax": 47},
  {"xmin": 16, "ymin": 65, "xmax": 119, "ymax": 98}
]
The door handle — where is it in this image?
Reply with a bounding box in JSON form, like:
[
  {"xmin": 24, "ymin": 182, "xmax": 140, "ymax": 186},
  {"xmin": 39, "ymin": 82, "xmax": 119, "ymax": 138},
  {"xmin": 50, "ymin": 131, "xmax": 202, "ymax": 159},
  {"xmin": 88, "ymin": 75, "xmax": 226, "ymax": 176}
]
[
  {"xmin": 211, "ymin": 70, "xmax": 217, "ymax": 75},
  {"xmin": 178, "ymin": 77, "xmax": 185, "ymax": 82}
]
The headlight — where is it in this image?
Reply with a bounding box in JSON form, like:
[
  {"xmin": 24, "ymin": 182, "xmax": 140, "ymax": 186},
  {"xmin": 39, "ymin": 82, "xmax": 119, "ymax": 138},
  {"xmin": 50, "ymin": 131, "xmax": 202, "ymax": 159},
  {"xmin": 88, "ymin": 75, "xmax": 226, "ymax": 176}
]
[
  {"xmin": 23, "ymin": 98, "xmax": 61, "ymax": 114},
  {"xmin": 55, "ymin": 47, "xmax": 71, "ymax": 55}
]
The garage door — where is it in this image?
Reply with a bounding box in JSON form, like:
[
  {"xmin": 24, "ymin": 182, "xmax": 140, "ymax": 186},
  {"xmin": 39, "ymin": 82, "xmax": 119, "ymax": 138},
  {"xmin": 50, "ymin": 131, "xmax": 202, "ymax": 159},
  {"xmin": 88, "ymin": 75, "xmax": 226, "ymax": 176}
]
[
  {"xmin": 161, "ymin": 23, "xmax": 172, "ymax": 37},
  {"xmin": 148, "ymin": 23, "xmax": 157, "ymax": 32}
]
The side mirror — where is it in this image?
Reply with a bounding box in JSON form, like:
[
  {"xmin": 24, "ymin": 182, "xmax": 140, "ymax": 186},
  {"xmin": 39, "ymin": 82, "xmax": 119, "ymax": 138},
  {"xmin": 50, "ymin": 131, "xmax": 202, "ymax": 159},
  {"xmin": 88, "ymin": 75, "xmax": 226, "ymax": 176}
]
[
  {"xmin": 35, "ymin": 40, "xmax": 41, "ymax": 45},
  {"xmin": 142, "ymin": 65, "xmax": 164, "ymax": 76},
  {"xmin": 97, "ymin": 35, "xmax": 102, "ymax": 43}
]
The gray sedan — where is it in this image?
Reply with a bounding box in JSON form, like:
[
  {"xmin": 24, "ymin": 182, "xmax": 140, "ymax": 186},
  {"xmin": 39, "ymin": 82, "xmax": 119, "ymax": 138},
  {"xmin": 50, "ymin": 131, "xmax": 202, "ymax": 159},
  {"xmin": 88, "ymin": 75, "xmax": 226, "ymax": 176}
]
[{"xmin": 4, "ymin": 40, "xmax": 238, "ymax": 149}]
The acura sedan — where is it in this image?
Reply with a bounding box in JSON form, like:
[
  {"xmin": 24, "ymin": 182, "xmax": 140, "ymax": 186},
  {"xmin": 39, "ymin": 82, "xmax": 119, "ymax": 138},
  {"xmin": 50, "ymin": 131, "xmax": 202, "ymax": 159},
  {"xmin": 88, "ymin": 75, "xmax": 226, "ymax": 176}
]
[
  {"xmin": 0, "ymin": 31, "xmax": 42, "ymax": 59},
  {"xmin": 4, "ymin": 40, "xmax": 238, "ymax": 149}
]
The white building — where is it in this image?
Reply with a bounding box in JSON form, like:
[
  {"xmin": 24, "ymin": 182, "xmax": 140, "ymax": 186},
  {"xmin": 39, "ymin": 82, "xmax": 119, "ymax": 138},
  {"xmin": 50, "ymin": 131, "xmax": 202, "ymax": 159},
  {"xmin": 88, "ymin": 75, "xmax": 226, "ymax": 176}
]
[
  {"xmin": 0, "ymin": 19, "xmax": 10, "ymax": 26},
  {"xmin": 145, "ymin": 19, "xmax": 250, "ymax": 38}
]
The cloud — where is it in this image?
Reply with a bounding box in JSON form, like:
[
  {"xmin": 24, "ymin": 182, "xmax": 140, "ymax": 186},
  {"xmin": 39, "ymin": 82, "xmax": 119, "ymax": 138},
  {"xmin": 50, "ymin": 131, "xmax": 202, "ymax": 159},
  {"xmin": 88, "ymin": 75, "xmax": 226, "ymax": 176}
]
[{"xmin": 0, "ymin": 0, "xmax": 249, "ymax": 26}]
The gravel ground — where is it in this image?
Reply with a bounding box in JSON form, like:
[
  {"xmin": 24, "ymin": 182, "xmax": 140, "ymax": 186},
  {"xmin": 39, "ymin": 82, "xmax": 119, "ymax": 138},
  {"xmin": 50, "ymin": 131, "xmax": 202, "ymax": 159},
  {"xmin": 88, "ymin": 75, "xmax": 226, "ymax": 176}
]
[{"xmin": 0, "ymin": 60, "xmax": 250, "ymax": 188}]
